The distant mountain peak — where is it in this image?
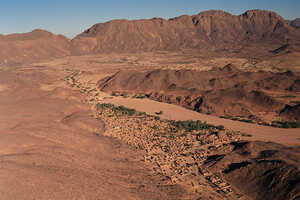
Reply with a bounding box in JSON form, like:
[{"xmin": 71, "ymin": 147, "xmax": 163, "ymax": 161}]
[
  {"xmin": 197, "ymin": 9, "xmax": 233, "ymax": 16},
  {"xmin": 1, "ymin": 9, "xmax": 300, "ymax": 65},
  {"xmin": 71, "ymin": 9, "xmax": 299, "ymax": 55}
]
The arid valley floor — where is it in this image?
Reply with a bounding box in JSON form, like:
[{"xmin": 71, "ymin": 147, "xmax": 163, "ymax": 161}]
[{"xmin": 1, "ymin": 9, "xmax": 300, "ymax": 200}]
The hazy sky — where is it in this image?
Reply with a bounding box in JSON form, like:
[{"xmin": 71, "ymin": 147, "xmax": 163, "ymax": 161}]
[{"xmin": 1, "ymin": 0, "xmax": 299, "ymax": 38}]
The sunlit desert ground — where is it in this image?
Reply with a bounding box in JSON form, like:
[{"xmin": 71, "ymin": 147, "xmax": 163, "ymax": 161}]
[{"xmin": 1, "ymin": 51, "xmax": 299, "ymax": 199}]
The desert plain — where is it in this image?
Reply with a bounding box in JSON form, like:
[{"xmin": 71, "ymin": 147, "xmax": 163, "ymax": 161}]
[{"xmin": 1, "ymin": 9, "xmax": 300, "ymax": 200}]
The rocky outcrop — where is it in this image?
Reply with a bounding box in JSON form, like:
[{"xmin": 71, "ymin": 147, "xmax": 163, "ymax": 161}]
[
  {"xmin": 280, "ymin": 104, "xmax": 300, "ymax": 120},
  {"xmin": 205, "ymin": 141, "xmax": 300, "ymax": 200}
]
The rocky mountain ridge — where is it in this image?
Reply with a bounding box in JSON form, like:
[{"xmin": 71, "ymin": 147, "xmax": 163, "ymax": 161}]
[
  {"xmin": 1, "ymin": 9, "xmax": 300, "ymax": 65},
  {"xmin": 71, "ymin": 9, "xmax": 300, "ymax": 54}
]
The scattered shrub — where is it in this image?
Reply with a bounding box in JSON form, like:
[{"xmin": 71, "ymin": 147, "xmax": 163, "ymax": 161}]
[
  {"xmin": 154, "ymin": 116, "xmax": 160, "ymax": 120},
  {"xmin": 96, "ymin": 103, "xmax": 136, "ymax": 116},
  {"xmin": 155, "ymin": 110, "xmax": 163, "ymax": 115},
  {"xmin": 114, "ymin": 105, "xmax": 136, "ymax": 116},
  {"xmin": 169, "ymin": 120, "xmax": 222, "ymax": 131},
  {"xmin": 280, "ymin": 121, "xmax": 300, "ymax": 128},
  {"xmin": 216, "ymin": 125, "xmax": 225, "ymax": 131},
  {"xmin": 280, "ymin": 95, "xmax": 296, "ymax": 98},
  {"xmin": 120, "ymin": 93, "xmax": 128, "ymax": 98},
  {"xmin": 271, "ymin": 120, "xmax": 300, "ymax": 128},
  {"xmin": 138, "ymin": 112, "xmax": 147, "ymax": 116},
  {"xmin": 222, "ymin": 116, "xmax": 254, "ymax": 124},
  {"xmin": 220, "ymin": 116, "xmax": 231, "ymax": 119},
  {"xmin": 133, "ymin": 94, "xmax": 146, "ymax": 99},
  {"xmin": 96, "ymin": 103, "xmax": 114, "ymax": 110},
  {"xmin": 111, "ymin": 91, "xmax": 118, "ymax": 96},
  {"xmin": 241, "ymin": 133, "xmax": 253, "ymax": 137},
  {"xmin": 238, "ymin": 119, "xmax": 254, "ymax": 123}
]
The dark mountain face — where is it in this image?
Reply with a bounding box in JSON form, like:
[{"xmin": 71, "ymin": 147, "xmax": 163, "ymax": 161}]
[
  {"xmin": 71, "ymin": 10, "xmax": 300, "ymax": 55},
  {"xmin": 291, "ymin": 18, "xmax": 300, "ymax": 28}
]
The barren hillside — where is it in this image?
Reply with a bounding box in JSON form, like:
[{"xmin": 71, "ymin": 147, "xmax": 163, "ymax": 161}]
[
  {"xmin": 1, "ymin": 10, "xmax": 300, "ymax": 67},
  {"xmin": 0, "ymin": 29, "xmax": 70, "ymax": 66},
  {"xmin": 71, "ymin": 10, "xmax": 300, "ymax": 55}
]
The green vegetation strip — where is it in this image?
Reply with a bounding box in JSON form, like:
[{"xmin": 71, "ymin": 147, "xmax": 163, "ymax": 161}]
[
  {"xmin": 221, "ymin": 115, "xmax": 300, "ymax": 129},
  {"xmin": 169, "ymin": 120, "xmax": 225, "ymax": 132},
  {"xmin": 97, "ymin": 103, "xmax": 137, "ymax": 116},
  {"xmin": 271, "ymin": 121, "xmax": 300, "ymax": 128},
  {"xmin": 97, "ymin": 103, "xmax": 224, "ymax": 131}
]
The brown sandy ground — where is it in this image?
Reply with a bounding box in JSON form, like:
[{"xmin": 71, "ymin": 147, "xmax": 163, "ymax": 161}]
[
  {"xmin": 63, "ymin": 65, "xmax": 300, "ymax": 200},
  {"xmin": 1, "ymin": 51, "xmax": 300, "ymax": 199},
  {"xmin": 0, "ymin": 66, "xmax": 185, "ymax": 200},
  {"xmin": 1, "ymin": 9, "xmax": 300, "ymax": 199},
  {"xmin": 62, "ymin": 63, "xmax": 300, "ymax": 147}
]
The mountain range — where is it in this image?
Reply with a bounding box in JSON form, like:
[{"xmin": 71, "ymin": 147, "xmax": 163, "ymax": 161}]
[{"xmin": 1, "ymin": 9, "xmax": 300, "ymax": 65}]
